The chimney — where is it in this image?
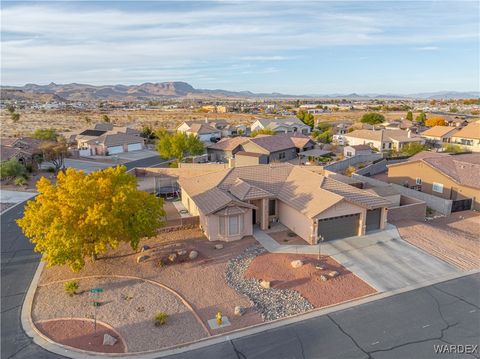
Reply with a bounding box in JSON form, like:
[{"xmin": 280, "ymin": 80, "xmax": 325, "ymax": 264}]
[
  {"xmin": 204, "ymin": 117, "xmax": 208, "ymax": 123},
  {"xmin": 228, "ymin": 157, "xmax": 235, "ymax": 168},
  {"xmin": 407, "ymin": 129, "xmax": 412, "ymax": 138}
]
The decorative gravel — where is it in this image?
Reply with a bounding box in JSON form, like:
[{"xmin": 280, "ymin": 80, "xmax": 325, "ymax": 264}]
[{"xmin": 225, "ymin": 245, "xmax": 314, "ymax": 321}]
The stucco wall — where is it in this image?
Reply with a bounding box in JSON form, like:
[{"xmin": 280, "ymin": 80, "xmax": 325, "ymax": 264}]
[
  {"xmin": 387, "ymin": 201, "xmax": 427, "ymax": 222},
  {"xmin": 277, "ymin": 201, "xmax": 314, "ymax": 244},
  {"xmin": 203, "ymin": 210, "xmax": 253, "ymax": 242},
  {"xmin": 315, "ymin": 200, "xmax": 364, "ymax": 220},
  {"xmin": 388, "ymin": 161, "xmax": 479, "ymax": 210}
]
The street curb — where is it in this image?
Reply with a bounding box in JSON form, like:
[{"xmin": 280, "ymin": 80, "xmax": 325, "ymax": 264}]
[{"xmin": 21, "ymin": 258, "xmax": 480, "ymax": 359}]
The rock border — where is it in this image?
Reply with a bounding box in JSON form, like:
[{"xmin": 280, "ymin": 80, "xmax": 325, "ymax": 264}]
[{"xmin": 225, "ymin": 245, "xmax": 314, "ymax": 321}]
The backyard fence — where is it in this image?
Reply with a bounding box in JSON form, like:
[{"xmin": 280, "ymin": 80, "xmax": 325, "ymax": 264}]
[{"xmin": 323, "ymin": 153, "xmax": 382, "ymax": 173}]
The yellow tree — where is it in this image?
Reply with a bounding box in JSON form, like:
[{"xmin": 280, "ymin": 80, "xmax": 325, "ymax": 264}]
[
  {"xmin": 425, "ymin": 117, "xmax": 446, "ymax": 127},
  {"xmin": 17, "ymin": 166, "xmax": 165, "ymax": 271}
]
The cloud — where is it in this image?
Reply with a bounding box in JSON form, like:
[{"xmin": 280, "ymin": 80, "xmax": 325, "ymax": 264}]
[
  {"xmin": 0, "ymin": 1, "xmax": 478, "ymax": 87},
  {"xmin": 415, "ymin": 46, "xmax": 440, "ymax": 51}
]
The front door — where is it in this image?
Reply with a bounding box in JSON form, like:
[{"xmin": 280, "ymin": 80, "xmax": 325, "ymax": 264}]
[{"xmin": 252, "ymin": 209, "xmax": 257, "ymax": 224}]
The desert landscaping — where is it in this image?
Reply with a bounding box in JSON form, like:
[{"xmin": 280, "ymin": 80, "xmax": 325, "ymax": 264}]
[{"xmin": 32, "ymin": 227, "xmax": 377, "ymax": 353}]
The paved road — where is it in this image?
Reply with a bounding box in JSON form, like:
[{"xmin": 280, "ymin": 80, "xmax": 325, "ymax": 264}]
[
  {"xmin": 1, "ymin": 199, "xmax": 478, "ymax": 358},
  {"xmin": 167, "ymin": 273, "xmax": 480, "ymax": 359}
]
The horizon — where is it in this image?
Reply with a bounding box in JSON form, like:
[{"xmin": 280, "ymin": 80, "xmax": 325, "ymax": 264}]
[{"xmin": 1, "ymin": 1, "xmax": 479, "ymax": 94}]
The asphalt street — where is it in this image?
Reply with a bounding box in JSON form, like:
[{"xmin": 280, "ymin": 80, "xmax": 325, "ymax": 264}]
[{"xmin": 1, "ymin": 162, "xmax": 478, "ymax": 359}]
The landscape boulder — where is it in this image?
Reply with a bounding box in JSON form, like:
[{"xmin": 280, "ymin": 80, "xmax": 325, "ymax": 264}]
[
  {"xmin": 177, "ymin": 249, "xmax": 187, "ymax": 256},
  {"xmin": 136, "ymin": 255, "xmax": 149, "ymax": 263},
  {"xmin": 315, "ymin": 264, "xmax": 326, "ymax": 270},
  {"xmin": 168, "ymin": 253, "xmax": 177, "ymax": 262},
  {"xmin": 260, "ymin": 280, "xmax": 270, "ymax": 289},
  {"xmin": 102, "ymin": 334, "xmax": 117, "ymax": 346},
  {"xmin": 188, "ymin": 250, "xmax": 199, "ymax": 260},
  {"xmin": 234, "ymin": 306, "xmax": 246, "ymax": 316},
  {"xmin": 328, "ymin": 271, "xmax": 339, "ymax": 278},
  {"xmin": 320, "ymin": 275, "xmax": 328, "ymax": 282},
  {"xmin": 290, "ymin": 260, "xmax": 303, "ymax": 269},
  {"xmin": 214, "ymin": 244, "xmax": 224, "ymax": 250},
  {"xmin": 140, "ymin": 245, "xmax": 150, "ymax": 252}
]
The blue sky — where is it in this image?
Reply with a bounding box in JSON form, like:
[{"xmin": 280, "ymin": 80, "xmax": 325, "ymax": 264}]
[{"xmin": 1, "ymin": 1, "xmax": 479, "ymax": 94}]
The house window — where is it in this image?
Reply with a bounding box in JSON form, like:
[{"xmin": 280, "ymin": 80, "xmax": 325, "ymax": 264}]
[
  {"xmin": 228, "ymin": 215, "xmax": 240, "ymax": 235},
  {"xmin": 416, "ymin": 178, "xmax": 422, "ymax": 185},
  {"xmin": 219, "ymin": 217, "xmax": 225, "ymax": 235},
  {"xmin": 268, "ymin": 199, "xmax": 276, "ymax": 216},
  {"xmin": 432, "ymin": 182, "xmax": 444, "ymax": 193},
  {"xmin": 346, "ymin": 151, "xmax": 353, "ymax": 157},
  {"xmin": 279, "ymin": 152, "xmax": 286, "ymax": 160}
]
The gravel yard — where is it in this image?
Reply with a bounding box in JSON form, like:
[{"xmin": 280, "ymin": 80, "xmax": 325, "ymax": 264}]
[
  {"xmin": 394, "ymin": 211, "xmax": 480, "ymax": 271},
  {"xmin": 33, "ymin": 277, "xmax": 206, "ymax": 352},
  {"xmin": 244, "ymin": 251, "xmax": 376, "ymax": 310},
  {"xmin": 37, "ymin": 228, "xmax": 263, "ymax": 345},
  {"xmin": 226, "ymin": 246, "xmax": 314, "ymax": 321},
  {"xmin": 35, "ymin": 319, "xmax": 126, "ymax": 353}
]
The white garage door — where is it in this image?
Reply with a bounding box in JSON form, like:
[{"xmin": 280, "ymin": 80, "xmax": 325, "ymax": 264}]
[
  {"xmin": 107, "ymin": 145, "xmax": 124, "ymax": 154},
  {"xmin": 79, "ymin": 149, "xmax": 91, "ymax": 157},
  {"xmin": 127, "ymin": 143, "xmax": 142, "ymax": 152}
]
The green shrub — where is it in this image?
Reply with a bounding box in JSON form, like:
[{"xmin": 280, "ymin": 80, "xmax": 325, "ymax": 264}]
[
  {"xmin": 0, "ymin": 158, "xmax": 26, "ymax": 179},
  {"xmin": 64, "ymin": 281, "xmax": 79, "ymax": 296},
  {"xmin": 25, "ymin": 164, "xmax": 33, "ymax": 173},
  {"xmin": 14, "ymin": 176, "xmax": 27, "ymax": 186},
  {"xmin": 46, "ymin": 167, "xmax": 56, "ymax": 173},
  {"xmin": 154, "ymin": 312, "xmax": 169, "ymax": 326}
]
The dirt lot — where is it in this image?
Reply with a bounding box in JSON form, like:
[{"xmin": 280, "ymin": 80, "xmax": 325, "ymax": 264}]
[
  {"xmin": 1, "ymin": 170, "xmax": 56, "ymax": 192},
  {"xmin": 1, "ymin": 108, "xmax": 434, "ymax": 138},
  {"xmin": 394, "ymin": 211, "xmax": 480, "ymax": 271},
  {"xmin": 245, "ymin": 253, "xmax": 376, "ymax": 308},
  {"xmin": 38, "ymin": 229, "xmax": 263, "ymax": 341}
]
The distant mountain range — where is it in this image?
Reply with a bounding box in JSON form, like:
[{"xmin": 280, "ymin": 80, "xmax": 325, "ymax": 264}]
[{"xmin": 1, "ymin": 82, "xmax": 478, "ymax": 101}]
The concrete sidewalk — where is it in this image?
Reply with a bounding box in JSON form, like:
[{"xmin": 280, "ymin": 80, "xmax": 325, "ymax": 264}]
[
  {"xmin": 0, "ymin": 190, "xmax": 37, "ymax": 204},
  {"xmin": 253, "ymin": 225, "xmax": 459, "ymax": 292}
]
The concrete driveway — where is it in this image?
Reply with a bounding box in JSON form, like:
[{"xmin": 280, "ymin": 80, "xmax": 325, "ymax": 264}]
[
  {"xmin": 254, "ymin": 224, "xmax": 459, "ymax": 292},
  {"xmin": 115, "ymin": 149, "xmax": 159, "ymax": 161}
]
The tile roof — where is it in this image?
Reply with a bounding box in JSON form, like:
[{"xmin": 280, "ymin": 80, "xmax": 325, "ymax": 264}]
[
  {"xmin": 207, "ymin": 136, "xmax": 249, "ymax": 151},
  {"xmin": 349, "ymin": 144, "xmax": 372, "ymax": 150},
  {"xmin": 346, "ymin": 129, "xmax": 423, "ymax": 143},
  {"xmin": 86, "ymin": 133, "xmax": 144, "ymax": 146},
  {"xmin": 249, "ymin": 135, "xmax": 297, "ymax": 153},
  {"xmin": 235, "ymin": 151, "xmax": 265, "ymax": 158},
  {"xmin": 422, "ymin": 154, "xmax": 480, "ymax": 189},
  {"xmin": 0, "ymin": 145, "xmax": 31, "ymax": 162},
  {"xmin": 187, "ymin": 123, "xmax": 219, "ymax": 135},
  {"xmin": 180, "ymin": 163, "xmax": 390, "ymax": 217},
  {"xmin": 421, "ymin": 126, "xmax": 458, "ymax": 138},
  {"xmin": 451, "ymin": 122, "xmax": 480, "ymax": 140},
  {"xmin": 257, "ymin": 118, "xmax": 307, "ymax": 129}
]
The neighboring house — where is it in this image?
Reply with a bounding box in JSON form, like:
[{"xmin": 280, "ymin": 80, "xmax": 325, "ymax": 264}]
[
  {"xmin": 421, "ymin": 126, "xmax": 459, "ymax": 147},
  {"xmin": 177, "ymin": 121, "xmax": 221, "ymax": 142},
  {"xmin": 446, "ymin": 118, "xmax": 469, "ymax": 128},
  {"xmin": 382, "ymin": 120, "xmax": 414, "ymax": 131},
  {"xmin": 68, "ymin": 123, "xmax": 144, "ymax": 156},
  {"xmin": 387, "ymin": 152, "xmax": 480, "ymax": 210},
  {"xmin": 207, "ymin": 137, "xmax": 250, "ymax": 162},
  {"xmin": 79, "ymin": 133, "xmax": 145, "ymax": 156},
  {"xmin": 250, "ymin": 118, "xmax": 311, "ymax": 135},
  {"xmin": 450, "ymin": 122, "xmax": 480, "ymax": 152},
  {"xmin": 179, "ymin": 163, "xmax": 390, "ymax": 243},
  {"xmin": 207, "ymin": 134, "xmax": 315, "ymax": 164},
  {"xmin": 344, "ymin": 144, "xmax": 372, "ymax": 157},
  {"xmin": 0, "ymin": 137, "xmax": 46, "ymax": 168},
  {"xmin": 344, "ymin": 129, "xmax": 425, "ymax": 152}
]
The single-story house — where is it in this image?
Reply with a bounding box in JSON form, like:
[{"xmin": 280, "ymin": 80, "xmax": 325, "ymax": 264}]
[
  {"xmin": 344, "ymin": 129, "xmax": 425, "ymax": 152},
  {"xmin": 387, "ymin": 152, "xmax": 480, "ymax": 211},
  {"xmin": 250, "ymin": 118, "xmax": 311, "ymax": 135},
  {"xmin": 421, "ymin": 126, "xmax": 459, "ymax": 147},
  {"xmin": 79, "ymin": 133, "xmax": 145, "ymax": 156},
  {"xmin": 0, "ymin": 137, "xmax": 47, "ymax": 168},
  {"xmin": 179, "ymin": 163, "xmax": 390, "ymax": 243},
  {"xmin": 207, "ymin": 134, "xmax": 315, "ymax": 164},
  {"xmin": 207, "ymin": 137, "xmax": 250, "ymax": 162},
  {"xmin": 344, "ymin": 144, "xmax": 373, "ymax": 157},
  {"xmin": 177, "ymin": 121, "xmax": 221, "ymax": 142},
  {"xmin": 450, "ymin": 122, "xmax": 480, "ymax": 152}
]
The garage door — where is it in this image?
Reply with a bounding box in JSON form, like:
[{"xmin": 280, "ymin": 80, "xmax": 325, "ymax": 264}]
[
  {"xmin": 366, "ymin": 208, "xmax": 381, "ymax": 231},
  {"xmin": 107, "ymin": 145, "xmax": 124, "ymax": 155},
  {"xmin": 318, "ymin": 213, "xmax": 360, "ymax": 241},
  {"xmin": 127, "ymin": 143, "xmax": 142, "ymax": 152}
]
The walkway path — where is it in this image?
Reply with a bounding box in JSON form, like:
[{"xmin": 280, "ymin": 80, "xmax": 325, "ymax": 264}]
[
  {"xmin": 253, "ymin": 225, "xmax": 459, "ymax": 292},
  {"xmin": 0, "ymin": 190, "xmax": 37, "ymax": 205}
]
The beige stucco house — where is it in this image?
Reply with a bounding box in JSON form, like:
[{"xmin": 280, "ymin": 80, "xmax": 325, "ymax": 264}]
[
  {"xmin": 387, "ymin": 152, "xmax": 480, "ymax": 211},
  {"xmin": 450, "ymin": 122, "xmax": 480, "ymax": 152},
  {"xmin": 345, "ymin": 129, "xmax": 425, "ymax": 152},
  {"xmin": 179, "ymin": 163, "xmax": 390, "ymax": 243},
  {"xmin": 421, "ymin": 126, "xmax": 459, "ymax": 147}
]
